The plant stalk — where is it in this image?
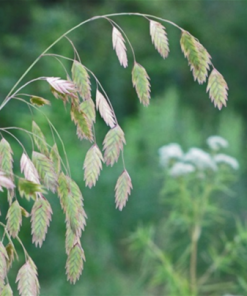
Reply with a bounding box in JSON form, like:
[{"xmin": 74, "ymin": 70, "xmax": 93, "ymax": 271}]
[{"xmin": 0, "ymin": 13, "xmax": 183, "ymax": 110}]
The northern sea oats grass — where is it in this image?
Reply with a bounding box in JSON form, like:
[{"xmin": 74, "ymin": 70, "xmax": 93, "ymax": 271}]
[{"xmin": 0, "ymin": 13, "xmax": 228, "ymax": 295}]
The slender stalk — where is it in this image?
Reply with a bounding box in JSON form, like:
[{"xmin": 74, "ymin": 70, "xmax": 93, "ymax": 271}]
[
  {"xmin": 1, "ymin": 77, "xmax": 47, "ymax": 110},
  {"xmin": 198, "ymin": 244, "xmax": 230, "ymax": 286},
  {"xmin": 1, "ymin": 13, "xmax": 184, "ymax": 110},
  {"xmin": 0, "ymin": 222, "xmax": 19, "ymax": 260},
  {"xmin": 190, "ymin": 225, "xmax": 199, "ymax": 295},
  {"xmin": 147, "ymin": 239, "xmax": 189, "ymax": 294},
  {"xmin": 13, "ymin": 96, "xmax": 71, "ymax": 177},
  {"xmin": 189, "ymin": 184, "xmax": 212, "ymax": 294}
]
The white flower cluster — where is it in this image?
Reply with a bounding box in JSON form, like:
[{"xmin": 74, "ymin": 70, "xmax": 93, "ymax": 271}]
[
  {"xmin": 183, "ymin": 148, "xmax": 217, "ymax": 171},
  {"xmin": 169, "ymin": 162, "xmax": 195, "ymax": 178},
  {"xmin": 158, "ymin": 143, "xmax": 183, "ymax": 167},
  {"xmin": 214, "ymin": 153, "xmax": 239, "ymax": 170},
  {"xmin": 158, "ymin": 136, "xmax": 239, "ymax": 178},
  {"xmin": 207, "ymin": 135, "xmax": 228, "ymax": 151}
]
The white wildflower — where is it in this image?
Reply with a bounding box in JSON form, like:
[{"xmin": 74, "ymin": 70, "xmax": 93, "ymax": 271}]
[
  {"xmin": 158, "ymin": 143, "xmax": 183, "ymax": 167},
  {"xmin": 169, "ymin": 162, "xmax": 195, "ymax": 178},
  {"xmin": 207, "ymin": 135, "xmax": 228, "ymax": 151},
  {"xmin": 183, "ymin": 148, "xmax": 217, "ymax": 171},
  {"xmin": 214, "ymin": 154, "xmax": 239, "ymax": 170}
]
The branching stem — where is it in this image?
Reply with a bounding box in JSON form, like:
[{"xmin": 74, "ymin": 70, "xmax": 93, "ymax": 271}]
[{"xmin": 1, "ymin": 13, "xmax": 183, "ymax": 110}]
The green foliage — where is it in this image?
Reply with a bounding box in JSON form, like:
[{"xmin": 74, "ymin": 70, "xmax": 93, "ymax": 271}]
[
  {"xmin": 0, "ymin": 11, "xmax": 231, "ymax": 296},
  {"xmin": 129, "ymin": 138, "xmax": 246, "ymax": 295}
]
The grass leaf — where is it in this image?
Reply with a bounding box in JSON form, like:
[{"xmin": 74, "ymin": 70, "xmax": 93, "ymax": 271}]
[
  {"xmin": 58, "ymin": 173, "xmax": 87, "ymax": 236},
  {"xmin": 32, "ymin": 121, "xmax": 49, "ymax": 156},
  {"xmin": 31, "ymin": 196, "xmax": 53, "ymax": 247},
  {"xmin": 180, "ymin": 31, "xmax": 211, "ymax": 84},
  {"xmin": 150, "ymin": 20, "xmax": 169, "ymax": 59},
  {"xmin": 132, "ymin": 62, "xmax": 151, "ymax": 106},
  {"xmin": 16, "ymin": 259, "xmax": 39, "ymax": 296},
  {"xmin": 0, "ymin": 138, "xmax": 14, "ymax": 178},
  {"xmin": 50, "ymin": 144, "xmax": 61, "ymax": 175},
  {"xmin": 103, "ymin": 125, "xmax": 126, "ymax": 166},
  {"xmin": 79, "ymin": 99, "xmax": 96, "ymax": 125},
  {"xmin": 83, "ymin": 144, "xmax": 104, "ymax": 188},
  {"xmin": 71, "ymin": 103, "xmax": 93, "ymax": 142},
  {"xmin": 115, "ymin": 170, "xmax": 132, "ymax": 210},
  {"xmin": 20, "ymin": 153, "xmax": 40, "ymax": 184},
  {"xmin": 6, "ymin": 201, "xmax": 22, "ymax": 238},
  {"xmin": 18, "ymin": 178, "xmax": 43, "ymax": 201},
  {"xmin": 0, "ymin": 242, "xmax": 8, "ymax": 285},
  {"xmin": 65, "ymin": 225, "xmax": 77, "ymax": 255},
  {"xmin": 46, "ymin": 77, "xmax": 77, "ymax": 97},
  {"xmin": 96, "ymin": 90, "xmax": 116, "ymax": 128},
  {"xmin": 0, "ymin": 138, "xmax": 14, "ymax": 203},
  {"xmin": 207, "ymin": 68, "xmax": 228, "ymax": 110},
  {"xmin": 32, "ymin": 151, "xmax": 57, "ymax": 193},
  {"xmin": 1, "ymin": 283, "xmax": 13, "ymax": 296},
  {"xmin": 66, "ymin": 243, "xmax": 85, "ymax": 284},
  {"xmin": 5, "ymin": 243, "xmax": 15, "ymax": 271},
  {"xmin": 112, "ymin": 27, "xmax": 128, "ymax": 68},
  {"xmin": 0, "ymin": 173, "xmax": 15, "ymax": 191},
  {"xmin": 30, "ymin": 96, "xmax": 51, "ymax": 107},
  {"xmin": 71, "ymin": 61, "xmax": 91, "ymax": 100}
]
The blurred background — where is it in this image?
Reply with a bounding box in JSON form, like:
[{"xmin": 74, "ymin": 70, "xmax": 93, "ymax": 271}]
[{"xmin": 0, "ymin": 1, "xmax": 247, "ymax": 295}]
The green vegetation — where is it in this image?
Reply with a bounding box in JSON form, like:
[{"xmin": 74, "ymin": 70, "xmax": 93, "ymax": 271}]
[{"xmin": 0, "ymin": 2, "xmax": 246, "ymax": 296}]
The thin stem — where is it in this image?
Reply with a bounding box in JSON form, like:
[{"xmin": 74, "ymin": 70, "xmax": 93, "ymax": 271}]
[
  {"xmin": 104, "ymin": 17, "xmax": 136, "ymax": 62},
  {"xmin": 1, "ymin": 13, "xmax": 184, "ymax": 110},
  {"xmin": 188, "ymin": 184, "xmax": 212, "ymax": 294},
  {"xmin": 1, "ymin": 77, "xmax": 47, "ymax": 110},
  {"xmin": 0, "ymin": 222, "xmax": 19, "ymax": 260},
  {"xmin": 13, "ymin": 97, "xmax": 71, "ymax": 177},
  {"xmin": 147, "ymin": 239, "xmax": 189, "ymax": 293},
  {"xmin": 198, "ymin": 240, "xmax": 233, "ymax": 286},
  {"xmin": 0, "ymin": 128, "xmax": 28, "ymax": 154},
  {"xmin": 87, "ymin": 70, "xmax": 118, "ymax": 126},
  {"xmin": 121, "ymin": 150, "xmax": 126, "ymax": 171},
  {"xmin": 44, "ymin": 53, "xmax": 117, "ymax": 124},
  {"xmin": 190, "ymin": 225, "xmax": 199, "ymax": 295},
  {"xmin": 65, "ymin": 36, "xmax": 81, "ymax": 63}
]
